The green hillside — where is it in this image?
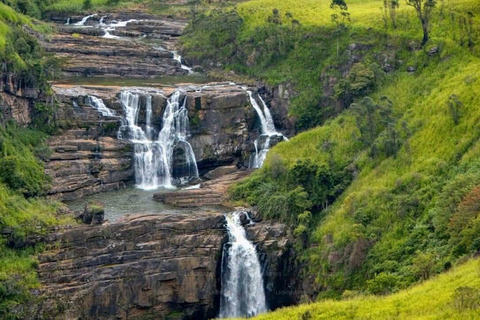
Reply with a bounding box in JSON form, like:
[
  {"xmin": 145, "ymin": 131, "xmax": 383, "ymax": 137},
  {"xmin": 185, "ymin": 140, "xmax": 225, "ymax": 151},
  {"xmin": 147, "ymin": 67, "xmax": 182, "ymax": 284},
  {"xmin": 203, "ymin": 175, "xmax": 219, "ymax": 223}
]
[
  {"xmin": 244, "ymin": 258, "xmax": 480, "ymax": 320},
  {"xmin": 180, "ymin": 0, "xmax": 480, "ymax": 310}
]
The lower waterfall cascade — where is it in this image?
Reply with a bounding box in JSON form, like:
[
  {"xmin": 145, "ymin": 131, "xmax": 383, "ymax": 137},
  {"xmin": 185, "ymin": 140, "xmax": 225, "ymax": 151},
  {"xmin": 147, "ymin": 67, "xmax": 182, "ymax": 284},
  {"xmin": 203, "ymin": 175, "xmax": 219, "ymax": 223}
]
[{"xmin": 219, "ymin": 211, "xmax": 267, "ymax": 318}]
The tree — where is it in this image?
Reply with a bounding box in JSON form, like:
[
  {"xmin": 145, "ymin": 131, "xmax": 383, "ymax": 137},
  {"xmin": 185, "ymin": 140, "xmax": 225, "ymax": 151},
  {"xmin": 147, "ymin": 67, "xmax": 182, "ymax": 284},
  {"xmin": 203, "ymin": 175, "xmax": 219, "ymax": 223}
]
[
  {"xmin": 406, "ymin": 0, "xmax": 437, "ymax": 46},
  {"xmin": 330, "ymin": 0, "xmax": 350, "ymax": 29},
  {"xmin": 383, "ymin": 0, "xmax": 399, "ymax": 29},
  {"xmin": 83, "ymin": 0, "xmax": 92, "ymax": 10}
]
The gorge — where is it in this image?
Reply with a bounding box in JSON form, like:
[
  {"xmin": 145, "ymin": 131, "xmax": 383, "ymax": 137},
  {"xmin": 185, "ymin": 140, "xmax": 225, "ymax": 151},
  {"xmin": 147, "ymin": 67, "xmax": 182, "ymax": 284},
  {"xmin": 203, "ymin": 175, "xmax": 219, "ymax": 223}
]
[
  {"xmin": 2, "ymin": 0, "xmax": 480, "ymax": 319},
  {"xmin": 5, "ymin": 8, "xmax": 295, "ymax": 320}
]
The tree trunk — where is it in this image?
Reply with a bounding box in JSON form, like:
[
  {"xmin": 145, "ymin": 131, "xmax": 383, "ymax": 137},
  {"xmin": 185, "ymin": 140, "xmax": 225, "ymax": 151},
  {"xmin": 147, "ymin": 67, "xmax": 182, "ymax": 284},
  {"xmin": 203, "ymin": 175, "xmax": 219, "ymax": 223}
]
[{"xmin": 421, "ymin": 20, "xmax": 429, "ymax": 46}]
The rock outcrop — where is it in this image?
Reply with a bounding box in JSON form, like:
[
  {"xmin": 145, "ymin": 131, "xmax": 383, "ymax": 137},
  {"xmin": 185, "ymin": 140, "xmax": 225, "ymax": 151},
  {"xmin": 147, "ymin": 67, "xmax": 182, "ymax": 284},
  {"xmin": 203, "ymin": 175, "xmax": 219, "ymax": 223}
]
[
  {"xmin": 42, "ymin": 15, "xmax": 188, "ymax": 78},
  {"xmin": 37, "ymin": 213, "xmax": 226, "ymax": 320},
  {"xmin": 35, "ymin": 212, "xmax": 297, "ymax": 320},
  {"xmin": 154, "ymin": 169, "xmax": 252, "ymax": 207},
  {"xmin": 0, "ymin": 73, "xmax": 41, "ymax": 125},
  {"xmin": 43, "ymin": 88, "xmax": 132, "ymax": 200},
  {"xmin": 246, "ymin": 219, "xmax": 299, "ymax": 309},
  {"xmin": 45, "ymin": 84, "xmax": 263, "ymax": 199}
]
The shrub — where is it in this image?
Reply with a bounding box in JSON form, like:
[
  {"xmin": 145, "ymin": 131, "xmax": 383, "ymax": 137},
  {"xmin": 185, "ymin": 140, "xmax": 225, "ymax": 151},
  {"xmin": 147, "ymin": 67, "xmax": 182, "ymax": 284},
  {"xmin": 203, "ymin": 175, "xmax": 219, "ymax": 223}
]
[
  {"xmin": 82, "ymin": 0, "xmax": 92, "ymax": 10},
  {"xmin": 366, "ymin": 272, "xmax": 399, "ymax": 295},
  {"xmin": 452, "ymin": 286, "xmax": 480, "ymax": 311}
]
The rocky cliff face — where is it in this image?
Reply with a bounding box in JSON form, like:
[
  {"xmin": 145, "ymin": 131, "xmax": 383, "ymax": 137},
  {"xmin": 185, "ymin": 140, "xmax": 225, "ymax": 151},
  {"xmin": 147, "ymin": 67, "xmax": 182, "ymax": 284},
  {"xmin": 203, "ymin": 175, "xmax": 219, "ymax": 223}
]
[
  {"xmin": 42, "ymin": 14, "xmax": 188, "ymax": 78},
  {"xmin": 0, "ymin": 73, "xmax": 41, "ymax": 125},
  {"xmin": 35, "ymin": 212, "xmax": 296, "ymax": 320},
  {"xmin": 37, "ymin": 213, "xmax": 225, "ymax": 320},
  {"xmin": 42, "ymin": 86, "xmax": 131, "ymax": 200},
  {"xmin": 246, "ymin": 220, "xmax": 299, "ymax": 309},
  {"xmin": 46, "ymin": 84, "xmax": 262, "ymax": 199}
]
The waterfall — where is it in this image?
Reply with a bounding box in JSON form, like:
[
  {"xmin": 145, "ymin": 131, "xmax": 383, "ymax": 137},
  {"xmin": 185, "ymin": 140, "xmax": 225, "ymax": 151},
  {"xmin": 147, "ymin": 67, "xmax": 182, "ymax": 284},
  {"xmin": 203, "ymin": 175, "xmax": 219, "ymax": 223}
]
[
  {"xmin": 65, "ymin": 18, "xmax": 70, "ymax": 25},
  {"xmin": 117, "ymin": 90, "xmax": 199, "ymax": 190},
  {"xmin": 86, "ymin": 95, "xmax": 116, "ymax": 117},
  {"xmin": 246, "ymin": 91, "xmax": 287, "ymax": 168},
  {"xmin": 102, "ymin": 28, "xmax": 120, "ymax": 39},
  {"xmin": 73, "ymin": 14, "xmax": 96, "ymax": 26},
  {"xmin": 219, "ymin": 211, "xmax": 267, "ymax": 318},
  {"xmin": 173, "ymin": 51, "xmax": 193, "ymax": 74}
]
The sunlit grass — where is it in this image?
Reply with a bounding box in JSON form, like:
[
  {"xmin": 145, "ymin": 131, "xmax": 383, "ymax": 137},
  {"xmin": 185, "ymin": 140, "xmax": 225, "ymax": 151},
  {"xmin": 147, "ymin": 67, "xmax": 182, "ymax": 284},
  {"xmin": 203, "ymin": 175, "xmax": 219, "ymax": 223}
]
[
  {"xmin": 241, "ymin": 259, "xmax": 480, "ymax": 320},
  {"xmin": 228, "ymin": 0, "xmax": 480, "ymax": 315}
]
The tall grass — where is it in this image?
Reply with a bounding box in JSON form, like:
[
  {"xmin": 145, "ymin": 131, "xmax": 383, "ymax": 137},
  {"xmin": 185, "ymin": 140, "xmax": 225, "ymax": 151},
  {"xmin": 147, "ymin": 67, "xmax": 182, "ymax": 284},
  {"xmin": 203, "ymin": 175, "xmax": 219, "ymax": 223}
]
[
  {"xmin": 241, "ymin": 259, "xmax": 480, "ymax": 320},
  {"xmin": 225, "ymin": 0, "xmax": 480, "ymax": 308}
]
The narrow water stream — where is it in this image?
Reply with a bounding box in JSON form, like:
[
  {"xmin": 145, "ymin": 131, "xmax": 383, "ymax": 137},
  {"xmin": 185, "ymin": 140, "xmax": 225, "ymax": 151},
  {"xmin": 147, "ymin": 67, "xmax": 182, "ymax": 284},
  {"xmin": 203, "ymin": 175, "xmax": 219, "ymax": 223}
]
[{"xmin": 220, "ymin": 211, "xmax": 267, "ymax": 318}]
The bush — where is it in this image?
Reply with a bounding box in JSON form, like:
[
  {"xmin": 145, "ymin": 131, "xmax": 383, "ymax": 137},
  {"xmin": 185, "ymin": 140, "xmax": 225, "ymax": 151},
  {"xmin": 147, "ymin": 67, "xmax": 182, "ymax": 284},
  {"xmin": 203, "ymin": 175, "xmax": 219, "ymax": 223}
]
[
  {"xmin": 0, "ymin": 124, "xmax": 51, "ymax": 197},
  {"xmin": 366, "ymin": 272, "xmax": 399, "ymax": 295},
  {"xmin": 452, "ymin": 286, "xmax": 480, "ymax": 311},
  {"xmin": 82, "ymin": 0, "xmax": 92, "ymax": 10}
]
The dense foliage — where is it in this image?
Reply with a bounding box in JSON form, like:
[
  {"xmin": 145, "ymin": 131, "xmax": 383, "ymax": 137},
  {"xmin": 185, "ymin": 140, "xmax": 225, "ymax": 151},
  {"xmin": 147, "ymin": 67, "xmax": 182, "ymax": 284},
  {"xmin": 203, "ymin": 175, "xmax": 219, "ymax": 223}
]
[
  {"xmin": 0, "ymin": 123, "xmax": 73, "ymax": 319},
  {"xmin": 0, "ymin": 3, "xmax": 60, "ymax": 89},
  {"xmin": 242, "ymin": 258, "xmax": 480, "ymax": 320},
  {"xmin": 182, "ymin": 0, "xmax": 480, "ymax": 131},
  {"xmin": 0, "ymin": 4, "xmax": 73, "ymax": 317},
  {"xmin": 221, "ymin": 0, "xmax": 480, "ymax": 304}
]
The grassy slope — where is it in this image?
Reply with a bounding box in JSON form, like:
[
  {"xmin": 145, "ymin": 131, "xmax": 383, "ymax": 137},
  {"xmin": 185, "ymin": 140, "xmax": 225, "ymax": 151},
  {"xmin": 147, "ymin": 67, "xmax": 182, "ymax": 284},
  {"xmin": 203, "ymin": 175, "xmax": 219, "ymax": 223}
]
[
  {"xmin": 0, "ymin": 3, "xmax": 30, "ymax": 50},
  {"xmin": 0, "ymin": 5, "xmax": 74, "ymax": 316},
  {"xmin": 227, "ymin": 0, "xmax": 480, "ymax": 313},
  {"xmin": 243, "ymin": 258, "xmax": 480, "ymax": 320},
  {"xmin": 0, "ymin": 124, "xmax": 74, "ymax": 318}
]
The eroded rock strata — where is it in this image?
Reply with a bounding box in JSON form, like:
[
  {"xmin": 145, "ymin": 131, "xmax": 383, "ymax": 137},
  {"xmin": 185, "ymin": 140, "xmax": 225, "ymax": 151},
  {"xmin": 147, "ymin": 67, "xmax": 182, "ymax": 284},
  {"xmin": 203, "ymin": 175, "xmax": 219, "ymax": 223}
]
[
  {"xmin": 45, "ymin": 84, "xmax": 265, "ymax": 200},
  {"xmin": 36, "ymin": 212, "xmax": 296, "ymax": 320},
  {"xmin": 42, "ymin": 15, "xmax": 188, "ymax": 78}
]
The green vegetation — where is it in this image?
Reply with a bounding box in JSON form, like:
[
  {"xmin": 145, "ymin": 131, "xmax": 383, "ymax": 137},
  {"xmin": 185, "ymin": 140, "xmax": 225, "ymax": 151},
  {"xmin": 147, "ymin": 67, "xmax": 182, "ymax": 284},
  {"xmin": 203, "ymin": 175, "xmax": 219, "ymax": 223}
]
[
  {"xmin": 0, "ymin": 2, "xmax": 60, "ymax": 89},
  {"xmin": 182, "ymin": 0, "xmax": 480, "ymax": 131},
  {"xmin": 242, "ymin": 258, "xmax": 480, "ymax": 320},
  {"xmin": 201, "ymin": 0, "xmax": 480, "ymax": 311},
  {"xmin": 0, "ymin": 123, "xmax": 74, "ymax": 319}
]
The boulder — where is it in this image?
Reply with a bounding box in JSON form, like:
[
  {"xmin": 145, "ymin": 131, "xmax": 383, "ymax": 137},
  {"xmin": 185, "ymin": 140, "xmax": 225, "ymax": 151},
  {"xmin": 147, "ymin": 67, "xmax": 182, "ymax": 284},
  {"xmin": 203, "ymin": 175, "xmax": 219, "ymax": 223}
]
[
  {"xmin": 203, "ymin": 165, "xmax": 238, "ymax": 180},
  {"xmin": 77, "ymin": 201, "xmax": 105, "ymax": 225}
]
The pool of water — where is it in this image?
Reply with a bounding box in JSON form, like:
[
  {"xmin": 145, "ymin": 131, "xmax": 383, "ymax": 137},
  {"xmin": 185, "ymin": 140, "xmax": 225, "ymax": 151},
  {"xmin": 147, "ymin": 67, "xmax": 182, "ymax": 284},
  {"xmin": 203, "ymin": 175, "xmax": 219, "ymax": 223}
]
[
  {"xmin": 54, "ymin": 75, "xmax": 213, "ymax": 87},
  {"xmin": 65, "ymin": 186, "xmax": 221, "ymax": 222}
]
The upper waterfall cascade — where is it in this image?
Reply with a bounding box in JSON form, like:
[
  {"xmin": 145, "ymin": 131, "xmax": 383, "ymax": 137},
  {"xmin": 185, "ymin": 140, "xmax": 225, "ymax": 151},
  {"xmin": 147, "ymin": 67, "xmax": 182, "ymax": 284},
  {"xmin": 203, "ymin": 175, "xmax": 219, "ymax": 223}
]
[
  {"xmin": 246, "ymin": 91, "xmax": 288, "ymax": 168},
  {"xmin": 115, "ymin": 90, "xmax": 198, "ymax": 190},
  {"xmin": 219, "ymin": 211, "xmax": 267, "ymax": 318},
  {"xmin": 66, "ymin": 14, "xmax": 193, "ymax": 71},
  {"xmin": 86, "ymin": 95, "xmax": 116, "ymax": 117}
]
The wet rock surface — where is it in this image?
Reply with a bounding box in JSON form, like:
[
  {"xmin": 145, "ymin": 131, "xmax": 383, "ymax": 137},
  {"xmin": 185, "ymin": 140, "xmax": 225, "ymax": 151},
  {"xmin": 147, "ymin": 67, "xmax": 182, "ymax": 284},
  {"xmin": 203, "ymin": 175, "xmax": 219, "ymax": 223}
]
[{"xmin": 154, "ymin": 169, "xmax": 252, "ymax": 207}]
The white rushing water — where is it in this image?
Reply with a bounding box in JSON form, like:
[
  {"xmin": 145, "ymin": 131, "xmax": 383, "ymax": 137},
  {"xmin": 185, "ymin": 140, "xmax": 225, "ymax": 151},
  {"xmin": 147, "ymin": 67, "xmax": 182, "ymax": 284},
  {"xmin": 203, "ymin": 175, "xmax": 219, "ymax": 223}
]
[
  {"xmin": 117, "ymin": 90, "xmax": 199, "ymax": 190},
  {"xmin": 219, "ymin": 211, "xmax": 267, "ymax": 318},
  {"xmin": 68, "ymin": 14, "xmax": 194, "ymax": 71},
  {"xmin": 173, "ymin": 51, "xmax": 193, "ymax": 74},
  {"xmin": 246, "ymin": 91, "xmax": 287, "ymax": 168},
  {"xmin": 86, "ymin": 95, "xmax": 116, "ymax": 117},
  {"xmin": 73, "ymin": 14, "xmax": 96, "ymax": 26}
]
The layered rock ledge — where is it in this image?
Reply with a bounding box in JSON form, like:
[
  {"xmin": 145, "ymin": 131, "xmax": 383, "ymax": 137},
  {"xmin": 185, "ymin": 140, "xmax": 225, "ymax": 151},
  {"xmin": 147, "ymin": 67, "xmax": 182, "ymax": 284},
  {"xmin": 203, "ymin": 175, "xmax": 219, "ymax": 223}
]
[
  {"xmin": 154, "ymin": 169, "xmax": 252, "ymax": 207},
  {"xmin": 35, "ymin": 212, "xmax": 297, "ymax": 320},
  {"xmin": 42, "ymin": 15, "xmax": 188, "ymax": 78},
  {"xmin": 46, "ymin": 84, "xmax": 264, "ymax": 200}
]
